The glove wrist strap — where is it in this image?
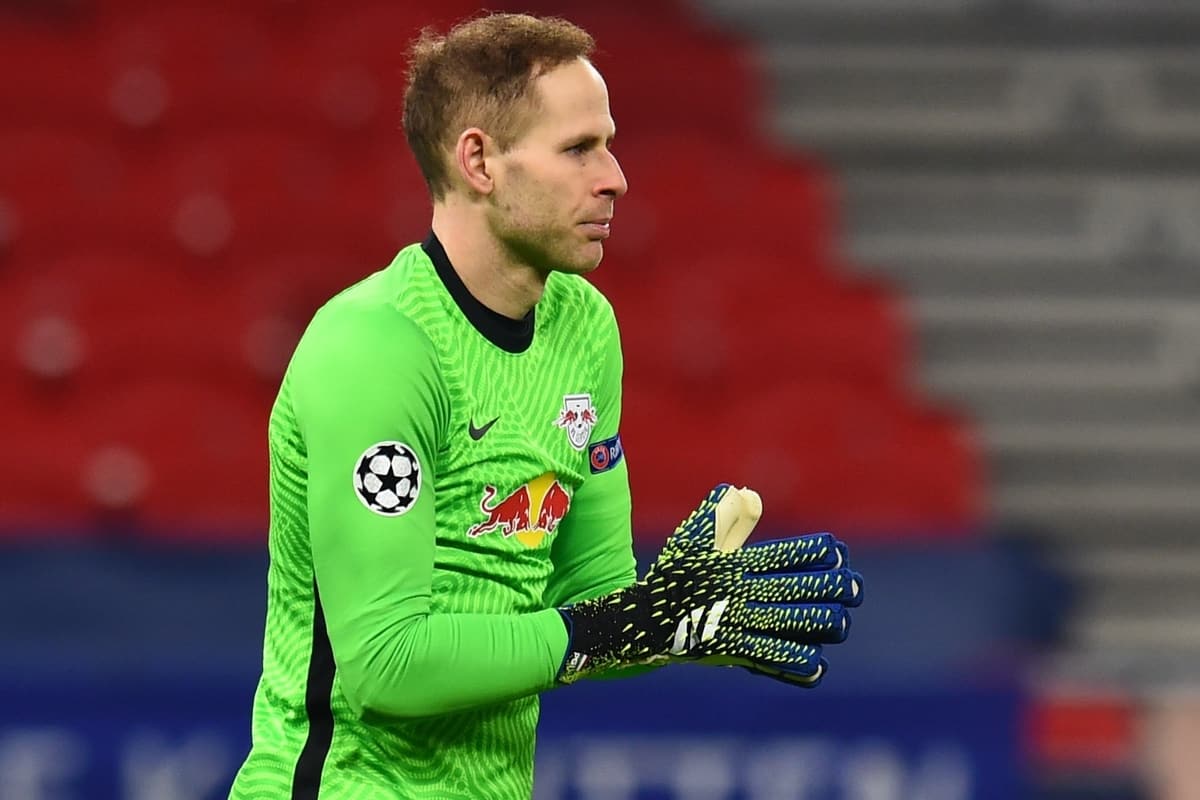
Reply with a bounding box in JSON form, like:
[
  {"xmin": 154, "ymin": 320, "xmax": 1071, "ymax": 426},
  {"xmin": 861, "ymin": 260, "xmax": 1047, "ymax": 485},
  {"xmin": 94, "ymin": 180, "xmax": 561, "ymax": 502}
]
[{"xmin": 556, "ymin": 583, "xmax": 656, "ymax": 683}]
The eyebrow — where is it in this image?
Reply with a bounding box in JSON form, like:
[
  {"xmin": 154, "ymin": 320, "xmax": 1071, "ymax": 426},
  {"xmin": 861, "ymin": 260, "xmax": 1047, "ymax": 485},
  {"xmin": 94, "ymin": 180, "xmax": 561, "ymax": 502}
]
[{"xmin": 562, "ymin": 132, "xmax": 616, "ymax": 149}]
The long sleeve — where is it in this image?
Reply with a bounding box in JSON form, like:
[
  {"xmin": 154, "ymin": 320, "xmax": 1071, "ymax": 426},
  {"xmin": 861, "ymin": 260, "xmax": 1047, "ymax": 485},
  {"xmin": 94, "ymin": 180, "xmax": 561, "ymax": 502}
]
[
  {"xmin": 291, "ymin": 297, "xmax": 567, "ymax": 719},
  {"xmin": 543, "ymin": 311, "xmax": 636, "ymax": 608}
]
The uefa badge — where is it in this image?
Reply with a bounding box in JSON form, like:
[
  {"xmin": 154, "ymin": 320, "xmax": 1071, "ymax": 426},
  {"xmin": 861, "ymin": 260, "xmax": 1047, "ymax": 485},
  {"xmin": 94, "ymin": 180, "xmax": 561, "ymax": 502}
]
[{"xmin": 554, "ymin": 393, "xmax": 597, "ymax": 451}]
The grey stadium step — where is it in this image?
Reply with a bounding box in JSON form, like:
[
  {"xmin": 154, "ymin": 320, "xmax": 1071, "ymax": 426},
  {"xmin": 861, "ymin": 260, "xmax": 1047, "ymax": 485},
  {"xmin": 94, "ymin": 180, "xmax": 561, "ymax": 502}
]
[
  {"xmin": 854, "ymin": 256, "xmax": 1200, "ymax": 300},
  {"xmin": 761, "ymin": 47, "xmax": 1200, "ymax": 162},
  {"xmin": 918, "ymin": 320, "xmax": 1160, "ymax": 368},
  {"xmin": 995, "ymin": 484, "xmax": 1200, "ymax": 539},
  {"xmin": 842, "ymin": 173, "xmax": 1200, "ymax": 266},
  {"xmin": 1079, "ymin": 580, "xmax": 1200, "ymax": 626},
  {"xmin": 909, "ymin": 297, "xmax": 1200, "ymax": 388},
  {"xmin": 985, "ymin": 424, "xmax": 1200, "ymax": 486},
  {"xmin": 695, "ymin": 0, "xmax": 1200, "ymax": 46},
  {"xmin": 920, "ymin": 382, "xmax": 1200, "ymax": 427}
]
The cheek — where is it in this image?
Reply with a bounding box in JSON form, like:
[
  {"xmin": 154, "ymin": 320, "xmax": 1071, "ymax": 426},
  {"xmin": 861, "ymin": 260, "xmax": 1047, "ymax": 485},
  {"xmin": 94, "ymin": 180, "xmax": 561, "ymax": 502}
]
[
  {"xmin": 495, "ymin": 165, "xmax": 580, "ymax": 241},
  {"xmin": 507, "ymin": 184, "xmax": 571, "ymax": 232}
]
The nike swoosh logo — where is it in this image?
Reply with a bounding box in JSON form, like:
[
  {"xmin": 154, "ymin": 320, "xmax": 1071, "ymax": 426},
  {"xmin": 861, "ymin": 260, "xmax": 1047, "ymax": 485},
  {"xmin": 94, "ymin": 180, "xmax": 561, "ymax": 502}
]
[{"xmin": 468, "ymin": 416, "xmax": 499, "ymax": 441}]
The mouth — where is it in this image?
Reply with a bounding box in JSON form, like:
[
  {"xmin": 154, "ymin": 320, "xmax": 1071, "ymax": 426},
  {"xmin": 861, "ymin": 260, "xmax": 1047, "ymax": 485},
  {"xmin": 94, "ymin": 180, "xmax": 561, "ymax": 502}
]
[{"xmin": 581, "ymin": 218, "xmax": 612, "ymax": 239}]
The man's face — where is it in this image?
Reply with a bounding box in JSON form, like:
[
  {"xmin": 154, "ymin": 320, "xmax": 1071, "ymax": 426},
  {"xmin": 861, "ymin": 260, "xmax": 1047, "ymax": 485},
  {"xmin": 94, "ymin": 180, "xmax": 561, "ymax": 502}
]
[{"xmin": 486, "ymin": 58, "xmax": 628, "ymax": 275}]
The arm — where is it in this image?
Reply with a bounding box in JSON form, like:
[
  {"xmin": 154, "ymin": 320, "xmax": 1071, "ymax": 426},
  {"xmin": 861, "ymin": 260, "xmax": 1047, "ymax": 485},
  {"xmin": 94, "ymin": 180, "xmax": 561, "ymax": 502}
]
[
  {"xmin": 293, "ymin": 301, "xmax": 567, "ymax": 719},
  {"xmin": 542, "ymin": 312, "xmax": 664, "ymax": 681},
  {"xmin": 543, "ymin": 312, "xmax": 635, "ymax": 608}
]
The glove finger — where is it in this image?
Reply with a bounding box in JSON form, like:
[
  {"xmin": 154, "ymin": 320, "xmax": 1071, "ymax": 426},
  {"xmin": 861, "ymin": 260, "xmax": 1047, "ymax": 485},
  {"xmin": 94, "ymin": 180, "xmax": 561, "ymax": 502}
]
[
  {"xmin": 712, "ymin": 630, "xmax": 824, "ymax": 675},
  {"xmin": 663, "ymin": 483, "xmax": 732, "ymax": 554},
  {"xmin": 740, "ymin": 533, "xmax": 846, "ymax": 573},
  {"xmin": 742, "ymin": 657, "xmax": 829, "ymax": 689},
  {"xmin": 742, "ymin": 568, "xmax": 864, "ymax": 606},
  {"xmin": 739, "ymin": 603, "xmax": 850, "ymax": 644}
]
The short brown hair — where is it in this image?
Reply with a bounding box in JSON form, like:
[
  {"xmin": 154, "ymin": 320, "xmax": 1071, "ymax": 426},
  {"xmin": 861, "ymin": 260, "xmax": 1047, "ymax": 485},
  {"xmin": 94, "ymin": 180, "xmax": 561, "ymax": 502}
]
[{"xmin": 403, "ymin": 13, "xmax": 595, "ymax": 200}]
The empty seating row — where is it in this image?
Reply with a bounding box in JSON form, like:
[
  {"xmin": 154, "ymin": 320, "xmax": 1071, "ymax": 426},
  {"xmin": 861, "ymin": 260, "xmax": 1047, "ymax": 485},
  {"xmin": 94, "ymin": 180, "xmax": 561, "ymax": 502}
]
[
  {"xmin": 0, "ymin": 244, "xmax": 908, "ymax": 398},
  {"xmin": 0, "ymin": 128, "xmax": 835, "ymax": 268},
  {"xmin": 0, "ymin": 372, "xmax": 981, "ymax": 539},
  {"xmin": 625, "ymin": 379, "xmax": 983, "ymax": 537},
  {"xmin": 1, "ymin": 2, "xmax": 761, "ymax": 142},
  {"xmin": 0, "ymin": 0, "xmax": 984, "ymax": 539}
]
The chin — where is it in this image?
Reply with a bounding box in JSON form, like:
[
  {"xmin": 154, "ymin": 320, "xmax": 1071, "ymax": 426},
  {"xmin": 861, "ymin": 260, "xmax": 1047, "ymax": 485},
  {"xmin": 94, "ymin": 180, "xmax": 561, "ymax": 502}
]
[
  {"xmin": 576, "ymin": 243, "xmax": 606, "ymax": 273},
  {"xmin": 547, "ymin": 247, "xmax": 603, "ymax": 275},
  {"xmin": 565, "ymin": 256, "xmax": 603, "ymax": 275},
  {"xmin": 524, "ymin": 233, "xmax": 606, "ymax": 275}
]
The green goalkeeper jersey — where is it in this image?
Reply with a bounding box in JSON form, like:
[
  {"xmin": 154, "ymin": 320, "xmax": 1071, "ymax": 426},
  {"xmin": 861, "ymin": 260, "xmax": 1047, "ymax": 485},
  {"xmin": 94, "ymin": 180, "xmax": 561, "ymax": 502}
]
[{"xmin": 229, "ymin": 234, "xmax": 635, "ymax": 800}]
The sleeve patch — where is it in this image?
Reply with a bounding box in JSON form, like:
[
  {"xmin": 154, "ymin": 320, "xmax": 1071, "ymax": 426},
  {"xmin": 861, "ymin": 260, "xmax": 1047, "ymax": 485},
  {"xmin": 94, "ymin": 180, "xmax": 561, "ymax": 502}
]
[
  {"xmin": 588, "ymin": 434, "xmax": 624, "ymax": 475},
  {"xmin": 353, "ymin": 441, "xmax": 422, "ymax": 516}
]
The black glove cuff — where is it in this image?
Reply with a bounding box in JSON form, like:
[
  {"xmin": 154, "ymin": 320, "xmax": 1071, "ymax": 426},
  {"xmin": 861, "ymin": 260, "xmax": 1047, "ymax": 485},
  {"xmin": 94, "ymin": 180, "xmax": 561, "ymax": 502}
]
[{"xmin": 556, "ymin": 583, "xmax": 653, "ymax": 682}]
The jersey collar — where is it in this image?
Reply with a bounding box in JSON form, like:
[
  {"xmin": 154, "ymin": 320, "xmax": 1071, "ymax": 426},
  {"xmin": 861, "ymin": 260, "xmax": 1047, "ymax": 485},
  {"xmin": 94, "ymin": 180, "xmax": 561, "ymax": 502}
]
[{"xmin": 422, "ymin": 231, "xmax": 535, "ymax": 354}]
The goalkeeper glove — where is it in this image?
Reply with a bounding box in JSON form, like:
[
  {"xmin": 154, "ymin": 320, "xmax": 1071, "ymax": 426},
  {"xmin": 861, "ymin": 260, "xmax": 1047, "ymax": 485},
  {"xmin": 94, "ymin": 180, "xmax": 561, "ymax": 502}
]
[
  {"xmin": 710, "ymin": 485, "xmax": 858, "ymax": 687},
  {"xmin": 556, "ymin": 483, "xmax": 862, "ymax": 685}
]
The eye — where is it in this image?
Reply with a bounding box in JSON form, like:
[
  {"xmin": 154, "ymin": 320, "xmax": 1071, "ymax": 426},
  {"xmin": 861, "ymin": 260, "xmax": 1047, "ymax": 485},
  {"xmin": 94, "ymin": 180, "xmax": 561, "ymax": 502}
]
[{"xmin": 566, "ymin": 142, "xmax": 589, "ymax": 155}]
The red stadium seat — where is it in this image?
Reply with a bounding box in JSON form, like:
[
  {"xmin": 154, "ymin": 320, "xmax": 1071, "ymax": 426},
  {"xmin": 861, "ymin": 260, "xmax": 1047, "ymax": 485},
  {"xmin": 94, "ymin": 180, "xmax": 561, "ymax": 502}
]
[
  {"xmin": 0, "ymin": 387, "xmax": 96, "ymax": 529},
  {"xmin": 0, "ymin": 21, "xmax": 112, "ymax": 130},
  {"xmin": 264, "ymin": 1, "xmax": 483, "ymax": 141},
  {"xmin": 225, "ymin": 242, "xmax": 395, "ymax": 349},
  {"xmin": 0, "ymin": 128, "xmax": 126, "ymax": 259},
  {"xmin": 723, "ymin": 381, "xmax": 983, "ymax": 535},
  {"xmin": 105, "ymin": 130, "xmax": 345, "ymax": 258},
  {"xmin": 620, "ymin": 381, "xmax": 734, "ymax": 534},
  {"xmin": 519, "ymin": 0, "xmax": 763, "ymax": 141},
  {"xmin": 322, "ymin": 142, "xmax": 433, "ymax": 255},
  {"xmin": 613, "ymin": 263, "xmax": 909, "ymax": 392},
  {"xmin": 0, "ymin": 250, "xmax": 278, "ymax": 399},
  {"xmin": 101, "ymin": 130, "xmax": 428, "ymax": 261},
  {"xmin": 81, "ymin": 378, "xmax": 270, "ymax": 538},
  {"xmin": 719, "ymin": 271, "xmax": 912, "ymax": 389},
  {"xmin": 603, "ymin": 136, "xmax": 837, "ymax": 271},
  {"xmin": 90, "ymin": 5, "xmax": 278, "ymax": 133},
  {"xmin": 623, "ymin": 377, "xmax": 982, "ymax": 542}
]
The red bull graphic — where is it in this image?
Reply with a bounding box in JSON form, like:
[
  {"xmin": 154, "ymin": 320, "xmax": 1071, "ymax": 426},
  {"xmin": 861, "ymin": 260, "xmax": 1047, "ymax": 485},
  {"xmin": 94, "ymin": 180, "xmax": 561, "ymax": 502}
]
[
  {"xmin": 466, "ymin": 485, "xmax": 531, "ymax": 538},
  {"xmin": 536, "ymin": 480, "xmax": 571, "ymax": 532},
  {"xmin": 466, "ymin": 472, "xmax": 571, "ymax": 547},
  {"xmin": 555, "ymin": 393, "xmax": 598, "ymax": 450}
]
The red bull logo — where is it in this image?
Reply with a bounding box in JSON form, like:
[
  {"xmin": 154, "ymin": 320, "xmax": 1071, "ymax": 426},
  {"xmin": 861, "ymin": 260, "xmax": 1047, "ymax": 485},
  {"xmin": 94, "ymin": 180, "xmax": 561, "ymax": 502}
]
[
  {"xmin": 466, "ymin": 472, "xmax": 571, "ymax": 547},
  {"xmin": 554, "ymin": 407, "xmax": 597, "ymax": 426}
]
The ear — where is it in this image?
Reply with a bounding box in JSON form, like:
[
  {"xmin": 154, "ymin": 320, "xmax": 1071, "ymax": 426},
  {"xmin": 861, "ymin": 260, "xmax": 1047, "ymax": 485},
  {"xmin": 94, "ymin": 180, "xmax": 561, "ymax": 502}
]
[{"xmin": 453, "ymin": 128, "xmax": 495, "ymax": 195}]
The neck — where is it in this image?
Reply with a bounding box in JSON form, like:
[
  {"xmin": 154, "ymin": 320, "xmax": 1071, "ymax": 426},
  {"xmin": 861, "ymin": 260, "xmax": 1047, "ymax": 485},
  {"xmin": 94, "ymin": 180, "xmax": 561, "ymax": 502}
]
[{"xmin": 431, "ymin": 202, "xmax": 547, "ymax": 320}]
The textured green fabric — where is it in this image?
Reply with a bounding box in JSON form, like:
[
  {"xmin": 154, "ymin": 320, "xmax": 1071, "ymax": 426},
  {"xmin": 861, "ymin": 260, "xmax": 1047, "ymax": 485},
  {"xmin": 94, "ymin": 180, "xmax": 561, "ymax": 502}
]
[{"xmin": 230, "ymin": 241, "xmax": 634, "ymax": 799}]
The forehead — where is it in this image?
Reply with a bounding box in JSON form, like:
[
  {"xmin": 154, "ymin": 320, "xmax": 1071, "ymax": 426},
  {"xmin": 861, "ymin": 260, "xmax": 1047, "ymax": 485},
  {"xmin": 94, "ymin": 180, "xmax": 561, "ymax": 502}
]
[{"xmin": 525, "ymin": 58, "xmax": 615, "ymax": 139}]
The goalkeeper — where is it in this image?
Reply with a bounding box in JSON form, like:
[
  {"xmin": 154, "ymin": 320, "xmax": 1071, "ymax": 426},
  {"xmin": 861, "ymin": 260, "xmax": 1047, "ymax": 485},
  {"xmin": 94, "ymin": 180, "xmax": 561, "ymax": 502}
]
[{"xmin": 229, "ymin": 12, "xmax": 863, "ymax": 800}]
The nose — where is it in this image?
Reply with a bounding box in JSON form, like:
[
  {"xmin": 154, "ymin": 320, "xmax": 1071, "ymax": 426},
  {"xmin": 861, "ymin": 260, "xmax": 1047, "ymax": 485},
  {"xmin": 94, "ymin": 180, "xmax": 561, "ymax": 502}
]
[{"xmin": 597, "ymin": 149, "xmax": 628, "ymax": 199}]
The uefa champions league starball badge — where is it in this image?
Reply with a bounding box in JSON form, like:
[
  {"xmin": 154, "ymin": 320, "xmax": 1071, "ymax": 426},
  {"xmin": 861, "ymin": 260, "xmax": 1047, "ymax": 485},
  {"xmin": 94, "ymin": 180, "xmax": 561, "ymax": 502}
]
[{"xmin": 353, "ymin": 441, "xmax": 421, "ymax": 516}]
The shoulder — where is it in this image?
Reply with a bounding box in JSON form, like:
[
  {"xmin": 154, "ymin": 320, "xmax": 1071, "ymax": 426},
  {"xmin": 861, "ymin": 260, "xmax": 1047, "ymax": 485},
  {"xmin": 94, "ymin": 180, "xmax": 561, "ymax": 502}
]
[
  {"xmin": 543, "ymin": 272, "xmax": 618, "ymax": 331},
  {"xmin": 292, "ymin": 245, "xmax": 441, "ymax": 375}
]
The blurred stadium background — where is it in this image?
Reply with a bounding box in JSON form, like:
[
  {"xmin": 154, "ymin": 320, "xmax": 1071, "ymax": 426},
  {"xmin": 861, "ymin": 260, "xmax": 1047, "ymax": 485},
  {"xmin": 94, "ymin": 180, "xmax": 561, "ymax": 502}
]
[{"xmin": 2, "ymin": 0, "xmax": 1198, "ymax": 797}]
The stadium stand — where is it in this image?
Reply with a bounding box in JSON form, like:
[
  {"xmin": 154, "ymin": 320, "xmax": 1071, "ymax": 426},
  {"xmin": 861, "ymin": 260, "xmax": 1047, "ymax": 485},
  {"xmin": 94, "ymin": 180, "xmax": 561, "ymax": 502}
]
[
  {"xmin": 0, "ymin": 0, "xmax": 983, "ymax": 540},
  {"xmin": 4, "ymin": 2, "xmax": 1096, "ymax": 798}
]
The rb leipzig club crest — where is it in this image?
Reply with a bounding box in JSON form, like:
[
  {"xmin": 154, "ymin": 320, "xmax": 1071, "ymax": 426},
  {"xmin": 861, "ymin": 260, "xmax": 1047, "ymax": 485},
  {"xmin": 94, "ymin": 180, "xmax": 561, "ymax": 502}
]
[{"xmin": 554, "ymin": 393, "xmax": 597, "ymax": 451}]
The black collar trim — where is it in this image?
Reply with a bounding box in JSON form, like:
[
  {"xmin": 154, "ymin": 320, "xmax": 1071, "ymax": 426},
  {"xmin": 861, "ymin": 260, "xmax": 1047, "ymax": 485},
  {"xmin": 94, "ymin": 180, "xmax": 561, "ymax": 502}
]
[{"xmin": 421, "ymin": 232, "xmax": 535, "ymax": 354}]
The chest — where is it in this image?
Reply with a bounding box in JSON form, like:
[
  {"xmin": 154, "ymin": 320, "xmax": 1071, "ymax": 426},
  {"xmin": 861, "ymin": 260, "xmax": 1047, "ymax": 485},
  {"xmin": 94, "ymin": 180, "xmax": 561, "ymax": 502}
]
[{"xmin": 433, "ymin": 341, "xmax": 601, "ymax": 553}]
